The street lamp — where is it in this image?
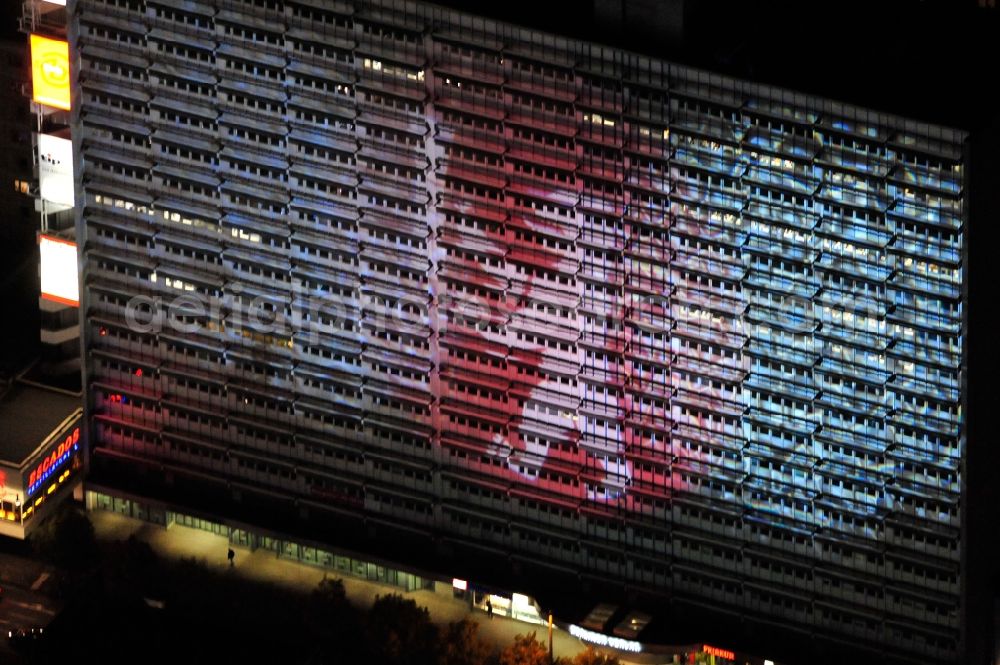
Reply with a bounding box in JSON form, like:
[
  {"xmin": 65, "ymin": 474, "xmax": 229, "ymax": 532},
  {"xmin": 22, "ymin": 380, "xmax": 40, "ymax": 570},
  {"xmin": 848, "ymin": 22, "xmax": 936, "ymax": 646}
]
[{"xmin": 548, "ymin": 610, "xmax": 554, "ymax": 663}]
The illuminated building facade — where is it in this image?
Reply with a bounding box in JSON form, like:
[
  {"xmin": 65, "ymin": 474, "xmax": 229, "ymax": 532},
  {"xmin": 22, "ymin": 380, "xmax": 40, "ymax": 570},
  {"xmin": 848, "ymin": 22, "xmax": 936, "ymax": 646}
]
[{"xmin": 72, "ymin": 0, "xmax": 968, "ymax": 662}]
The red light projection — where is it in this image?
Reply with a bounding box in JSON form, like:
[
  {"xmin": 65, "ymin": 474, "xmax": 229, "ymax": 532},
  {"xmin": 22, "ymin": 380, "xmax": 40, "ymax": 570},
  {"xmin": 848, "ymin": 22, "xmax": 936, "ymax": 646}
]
[
  {"xmin": 422, "ymin": 61, "xmax": 756, "ymax": 515},
  {"xmin": 426, "ymin": 70, "xmax": 682, "ymax": 513}
]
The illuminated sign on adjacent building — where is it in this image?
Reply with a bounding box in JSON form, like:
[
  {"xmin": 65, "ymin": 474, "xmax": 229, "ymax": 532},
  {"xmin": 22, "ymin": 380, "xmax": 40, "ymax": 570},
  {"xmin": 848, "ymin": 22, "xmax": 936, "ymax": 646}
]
[
  {"xmin": 38, "ymin": 134, "xmax": 74, "ymax": 208},
  {"xmin": 27, "ymin": 426, "xmax": 80, "ymax": 497},
  {"xmin": 39, "ymin": 235, "xmax": 79, "ymax": 306},
  {"xmin": 568, "ymin": 625, "xmax": 642, "ymax": 653},
  {"xmin": 30, "ymin": 34, "xmax": 70, "ymax": 111}
]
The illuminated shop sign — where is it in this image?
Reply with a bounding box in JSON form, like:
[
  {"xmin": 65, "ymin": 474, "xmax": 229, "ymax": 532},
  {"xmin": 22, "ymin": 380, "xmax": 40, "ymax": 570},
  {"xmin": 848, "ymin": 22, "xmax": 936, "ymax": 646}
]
[
  {"xmin": 27, "ymin": 426, "xmax": 80, "ymax": 497},
  {"xmin": 38, "ymin": 134, "xmax": 74, "ymax": 208},
  {"xmin": 510, "ymin": 593, "xmax": 545, "ymax": 624},
  {"xmin": 30, "ymin": 34, "xmax": 70, "ymax": 110},
  {"xmin": 568, "ymin": 625, "xmax": 642, "ymax": 653},
  {"xmin": 39, "ymin": 235, "xmax": 79, "ymax": 306},
  {"xmin": 704, "ymin": 645, "xmax": 736, "ymax": 660}
]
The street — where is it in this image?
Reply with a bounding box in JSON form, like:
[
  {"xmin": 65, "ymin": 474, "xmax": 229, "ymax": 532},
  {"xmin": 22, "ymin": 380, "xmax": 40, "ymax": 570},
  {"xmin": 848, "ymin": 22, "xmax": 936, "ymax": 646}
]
[{"xmin": 0, "ymin": 552, "xmax": 60, "ymax": 662}]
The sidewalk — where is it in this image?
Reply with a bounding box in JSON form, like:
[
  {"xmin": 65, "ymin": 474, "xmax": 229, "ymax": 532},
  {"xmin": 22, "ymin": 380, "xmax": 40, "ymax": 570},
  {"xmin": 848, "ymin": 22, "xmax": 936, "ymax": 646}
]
[{"xmin": 89, "ymin": 510, "xmax": 590, "ymax": 659}]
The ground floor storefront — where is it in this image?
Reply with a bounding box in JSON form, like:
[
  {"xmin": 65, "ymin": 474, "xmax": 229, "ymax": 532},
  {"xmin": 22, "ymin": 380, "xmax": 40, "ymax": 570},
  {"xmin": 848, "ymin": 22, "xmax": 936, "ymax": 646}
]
[{"xmin": 86, "ymin": 489, "xmax": 432, "ymax": 592}]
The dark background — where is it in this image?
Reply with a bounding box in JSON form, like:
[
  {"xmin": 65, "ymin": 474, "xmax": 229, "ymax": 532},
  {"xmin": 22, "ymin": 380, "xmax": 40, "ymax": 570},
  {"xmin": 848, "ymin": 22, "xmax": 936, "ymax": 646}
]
[{"xmin": 0, "ymin": 0, "xmax": 40, "ymax": 375}]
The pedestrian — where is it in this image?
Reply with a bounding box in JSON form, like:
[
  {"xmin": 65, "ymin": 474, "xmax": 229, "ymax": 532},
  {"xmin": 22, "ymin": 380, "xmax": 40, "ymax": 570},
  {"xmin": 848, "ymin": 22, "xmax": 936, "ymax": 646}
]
[
  {"xmin": 227, "ymin": 548, "xmax": 235, "ymax": 566},
  {"xmin": 486, "ymin": 597, "xmax": 493, "ymax": 619}
]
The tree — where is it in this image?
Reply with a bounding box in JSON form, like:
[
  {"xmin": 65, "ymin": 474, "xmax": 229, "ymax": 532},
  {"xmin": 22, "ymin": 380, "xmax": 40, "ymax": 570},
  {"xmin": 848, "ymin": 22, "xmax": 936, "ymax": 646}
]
[
  {"xmin": 499, "ymin": 632, "xmax": 550, "ymax": 665},
  {"xmin": 102, "ymin": 535, "xmax": 160, "ymax": 603},
  {"xmin": 438, "ymin": 618, "xmax": 493, "ymax": 665},
  {"xmin": 572, "ymin": 646, "xmax": 621, "ymax": 665},
  {"xmin": 30, "ymin": 503, "xmax": 99, "ymax": 571},
  {"xmin": 311, "ymin": 576, "xmax": 348, "ymax": 606},
  {"xmin": 365, "ymin": 593, "xmax": 441, "ymax": 665},
  {"xmin": 304, "ymin": 577, "xmax": 362, "ymax": 657}
]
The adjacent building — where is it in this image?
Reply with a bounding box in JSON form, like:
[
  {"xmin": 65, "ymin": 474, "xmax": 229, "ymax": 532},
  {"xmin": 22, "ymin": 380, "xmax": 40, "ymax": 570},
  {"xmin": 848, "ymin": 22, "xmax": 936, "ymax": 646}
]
[
  {"xmin": 0, "ymin": 376, "xmax": 83, "ymax": 538},
  {"xmin": 24, "ymin": 1, "xmax": 82, "ymax": 381},
  {"xmin": 71, "ymin": 0, "xmax": 972, "ymax": 662}
]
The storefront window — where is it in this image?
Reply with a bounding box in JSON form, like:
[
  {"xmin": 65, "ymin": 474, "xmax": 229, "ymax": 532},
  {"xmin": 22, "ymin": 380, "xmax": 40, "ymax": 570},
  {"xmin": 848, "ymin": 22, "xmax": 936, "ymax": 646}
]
[{"xmin": 86, "ymin": 492, "xmax": 431, "ymax": 591}]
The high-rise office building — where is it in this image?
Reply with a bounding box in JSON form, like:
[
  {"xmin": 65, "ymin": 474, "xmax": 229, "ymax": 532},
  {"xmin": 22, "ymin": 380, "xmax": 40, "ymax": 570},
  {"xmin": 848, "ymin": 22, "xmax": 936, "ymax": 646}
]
[{"xmin": 72, "ymin": 0, "xmax": 977, "ymax": 662}]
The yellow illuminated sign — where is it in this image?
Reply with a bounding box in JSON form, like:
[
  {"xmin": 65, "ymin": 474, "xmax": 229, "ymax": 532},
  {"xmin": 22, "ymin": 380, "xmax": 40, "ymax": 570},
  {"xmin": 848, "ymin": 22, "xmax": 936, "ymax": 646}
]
[{"xmin": 30, "ymin": 34, "xmax": 70, "ymax": 110}]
